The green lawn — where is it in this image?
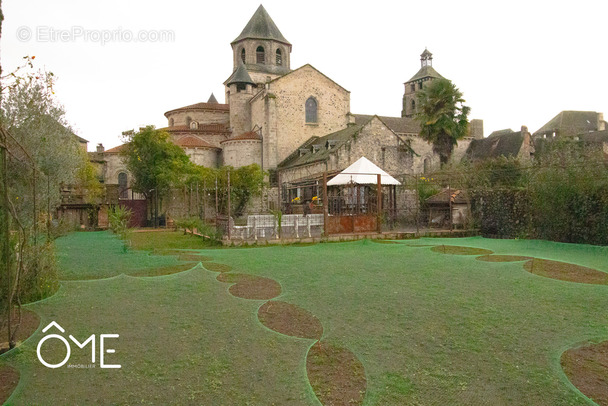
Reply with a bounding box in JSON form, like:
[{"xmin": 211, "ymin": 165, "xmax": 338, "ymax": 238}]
[{"xmin": 2, "ymin": 232, "xmax": 607, "ymax": 405}]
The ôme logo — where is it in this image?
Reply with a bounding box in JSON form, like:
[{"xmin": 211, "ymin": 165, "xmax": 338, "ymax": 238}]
[{"xmin": 36, "ymin": 321, "xmax": 121, "ymax": 369}]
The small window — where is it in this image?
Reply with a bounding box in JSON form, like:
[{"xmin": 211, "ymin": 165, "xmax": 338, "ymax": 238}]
[
  {"xmin": 240, "ymin": 48, "xmax": 246, "ymax": 63},
  {"xmin": 418, "ymin": 82, "xmax": 423, "ymax": 90},
  {"xmin": 423, "ymin": 158, "xmax": 429, "ymax": 173},
  {"xmin": 190, "ymin": 121, "xmax": 198, "ymax": 130},
  {"xmin": 118, "ymin": 172, "xmax": 128, "ymax": 199},
  {"xmin": 410, "ymin": 83, "xmax": 415, "ymax": 92},
  {"xmin": 186, "ymin": 116, "xmax": 192, "ymax": 126},
  {"xmin": 276, "ymin": 48, "xmax": 282, "ymax": 65},
  {"xmin": 236, "ymin": 83, "xmax": 246, "ymax": 92},
  {"xmin": 256, "ymin": 46, "xmax": 265, "ymax": 64},
  {"xmin": 411, "ymin": 99, "xmax": 416, "ymax": 112},
  {"xmin": 305, "ymin": 97, "xmax": 317, "ymax": 123}
]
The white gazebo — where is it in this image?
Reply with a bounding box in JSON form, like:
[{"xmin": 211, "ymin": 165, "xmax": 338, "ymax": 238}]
[
  {"xmin": 327, "ymin": 156, "xmax": 401, "ymax": 186},
  {"xmin": 324, "ymin": 157, "xmax": 400, "ymax": 234}
]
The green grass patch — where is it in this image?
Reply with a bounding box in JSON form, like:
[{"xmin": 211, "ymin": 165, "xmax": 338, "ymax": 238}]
[
  {"xmin": 129, "ymin": 229, "xmax": 219, "ymax": 251},
  {"xmin": 55, "ymin": 231, "xmax": 197, "ymax": 280},
  {"xmin": 4, "ymin": 235, "xmax": 607, "ymax": 404}
]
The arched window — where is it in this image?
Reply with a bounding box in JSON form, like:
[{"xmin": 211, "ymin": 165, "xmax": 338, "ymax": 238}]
[
  {"xmin": 423, "ymin": 158, "xmax": 429, "ymax": 174},
  {"xmin": 118, "ymin": 172, "xmax": 128, "ymax": 199},
  {"xmin": 305, "ymin": 97, "xmax": 317, "ymax": 123},
  {"xmin": 240, "ymin": 48, "xmax": 246, "ymax": 63},
  {"xmin": 169, "ymin": 118, "xmax": 174, "ymax": 127},
  {"xmin": 411, "ymin": 99, "xmax": 416, "ymax": 113},
  {"xmin": 276, "ymin": 48, "xmax": 282, "ymax": 65},
  {"xmin": 186, "ymin": 116, "xmax": 192, "ymax": 126},
  {"xmin": 256, "ymin": 46, "xmax": 265, "ymax": 64},
  {"xmin": 190, "ymin": 121, "xmax": 199, "ymax": 130}
]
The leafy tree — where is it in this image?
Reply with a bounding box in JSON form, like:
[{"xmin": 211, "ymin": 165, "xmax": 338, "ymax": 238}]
[
  {"xmin": 415, "ymin": 78, "xmax": 470, "ymax": 166},
  {"xmin": 1, "ymin": 61, "xmax": 85, "ymax": 349},
  {"xmin": 122, "ymin": 126, "xmax": 192, "ymax": 224}
]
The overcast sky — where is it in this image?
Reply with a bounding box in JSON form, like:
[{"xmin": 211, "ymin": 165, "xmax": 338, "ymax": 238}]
[{"xmin": 3, "ymin": 0, "xmax": 607, "ymax": 150}]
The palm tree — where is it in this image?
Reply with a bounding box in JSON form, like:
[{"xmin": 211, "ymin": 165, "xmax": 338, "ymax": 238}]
[{"xmin": 415, "ymin": 78, "xmax": 470, "ymax": 166}]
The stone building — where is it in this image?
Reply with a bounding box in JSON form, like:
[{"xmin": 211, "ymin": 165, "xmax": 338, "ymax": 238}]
[{"xmin": 95, "ymin": 4, "xmax": 483, "ymax": 216}]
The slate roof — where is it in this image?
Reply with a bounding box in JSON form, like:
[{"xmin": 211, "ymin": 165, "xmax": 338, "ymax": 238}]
[
  {"xmin": 207, "ymin": 93, "xmax": 218, "ymax": 103},
  {"xmin": 488, "ymin": 129, "xmax": 514, "ymax": 138},
  {"xmin": 353, "ymin": 114, "xmax": 420, "ymax": 134},
  {"xmin": 278, "ymin": 124, "xmax": 365, "ymax": 169},
  {"xmin": 164, "ymin": 102, "xmax": 229, "ymax": 117},
  {"xmin": 580, "ymin": 129, "xmax": 608, "ymax": 143},
  {"xmin": 226, "ymin": 61, "xmax": 256, "ymax": 86},
  {"xmin": 534, "ymin": 111, "xmax": 601, "ymax": 137},
  {"xmin": 406, "ymin": 65, "xmax": 444, "ymax": 83},
  {"xmin": 465, "ymin": 131, "xmax": 525, "ymax": 161},
  {"xmin": 232, "ymin": 5, "xmax": 291, "ymax": 45}
]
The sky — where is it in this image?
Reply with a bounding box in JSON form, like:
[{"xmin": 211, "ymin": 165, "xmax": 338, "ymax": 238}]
[{"xmin": 3, "ymin": 0, "xmax": 607, "ymax": 151}]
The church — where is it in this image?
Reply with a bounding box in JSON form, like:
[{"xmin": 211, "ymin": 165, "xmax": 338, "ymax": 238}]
[{"xmin": 97, "ymin": 4, "xmax": 483, "ymax": 212}]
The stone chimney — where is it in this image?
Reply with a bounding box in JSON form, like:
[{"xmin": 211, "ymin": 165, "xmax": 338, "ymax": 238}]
[
  {"xmin": 469, "ymin": 119, "xmax": 484, "ymax": 139},
  {"xmin": 598, "ymin": 113, "xmax": 605, "ymax": 131},
  {"xmin": 521, "ymin": 125, "xmax": 529, "ymax": 135},
  {"xmin": 96, "ymin": 143, "xmax": 105, "ymax": 153},
  {"xmin": 346, "ymin": 112, "xmax": 356, "ymax": 127}
]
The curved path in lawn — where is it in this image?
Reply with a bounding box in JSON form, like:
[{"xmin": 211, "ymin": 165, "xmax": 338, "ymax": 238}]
[
  {"xmin": 205, "ymin": 259, "xmax": 368, "ymax": 406},
  {"xmin": 430, "ymin": 242, "xmax": 608, "ymax": 404}
]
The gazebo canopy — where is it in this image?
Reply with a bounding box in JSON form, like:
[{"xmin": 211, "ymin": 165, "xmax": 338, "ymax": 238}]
[{"xmin": 327, "ymin": 156, "xmax": 401, "ymax": 186}]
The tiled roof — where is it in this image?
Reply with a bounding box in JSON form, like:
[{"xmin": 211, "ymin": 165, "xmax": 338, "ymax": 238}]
[
  {"xmin": 232, "ymin": 5, "xmax": 291, "ymax": 45},
  {"xmin": 174, "ymin": 136, "xmax": 220, "ymax": 149},
  {"xmin": 353, "ymin": 114, "xmax": 420, "ymax": 134},
  {"xmin": 161, "ymin": 124, "xmax": 230, "ymax": 134},
  {"xmin": 164, "ymin": 102, "xmax": 229, "ymax": 117},
  {"xmin": 105, "ymin": 144, "xmax": 128, "ymax": 154},
  {"xmin": 534, "ymin": 111, "xmax": 601, "ymax": 137},
  {"xmin": 221, "ymin": 130, "xmax": 262, "ymax": 143}
]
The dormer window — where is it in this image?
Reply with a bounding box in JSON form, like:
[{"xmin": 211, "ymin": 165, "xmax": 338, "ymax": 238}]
[
  {"xmin": 276, "ymin": 48, "xmax": 282, "ymax": 65},
  {"xmin": 305, "ymin": 97, "xmax": 318, "ymax": 123},
  {"xmin": 256, "ymin": 46, "xmax": 265, "ymax": 64},
  {"xmin": 312, "ymin": 144, "xmax": 321, "ymax": 153},
  {"xmin": 190, "ymin": 121, "xmax": 199, "ymax": 130}
]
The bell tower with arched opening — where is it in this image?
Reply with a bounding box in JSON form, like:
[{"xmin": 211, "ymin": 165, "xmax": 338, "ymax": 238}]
[{"xmin": 401, "ymin": 48, "xmax": 445, "ymax": 118}]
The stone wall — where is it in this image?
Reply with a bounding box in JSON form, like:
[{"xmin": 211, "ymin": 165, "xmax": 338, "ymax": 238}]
[
  {"xmin": 252, "ymin": 65, "xmax": 351, "ymax": 169},
  {"xmin": 222, "ymin": 140, "xmax": 262, "ymax": 167},
  {"xmin": 185, "ymin": 148, "xmax": 220, "ymax": 168}
]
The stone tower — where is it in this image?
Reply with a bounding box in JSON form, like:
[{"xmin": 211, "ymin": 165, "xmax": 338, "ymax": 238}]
[
  {"xmin": 229, "ymin": 5, "xmax": 292, "ymax": 85},
  {"xmin": 401, "ymin": 49, "xmax": 444, "ymax": 118},
  {"xmin": 225, "ymin": 5, "xmax": 292, "ymax": 138}
]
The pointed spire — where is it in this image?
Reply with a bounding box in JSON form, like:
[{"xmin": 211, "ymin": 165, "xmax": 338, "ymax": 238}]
[
  {"xmin": 232, "ymin": 5, "xmax": 290, "ymax": 45},
  {"xmin": 226, "ymin": 60, "xmax": 255, "ymax": 86},
  {"xmin": 207, "ymin": 93, "xmax": 218, "ymax": 104}
]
